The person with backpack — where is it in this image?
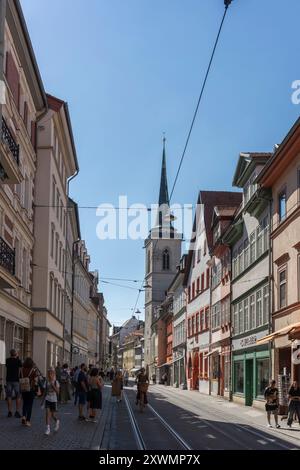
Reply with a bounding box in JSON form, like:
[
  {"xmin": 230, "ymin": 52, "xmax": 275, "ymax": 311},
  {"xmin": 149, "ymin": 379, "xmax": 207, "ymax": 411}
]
[
  {"xmin": 5, "ymin": 349, "xmax": 22, "ymax": 418},
  {"xmin": 42, "ymin": 368, "xmax": 60, "ymax": 435},
  {"xmin": 60, "ymin": 364, "xmax": 71, "ymax": 404},
  {"xmin": 20, "ymin": 357, "xmax": 38, "ymax": 427}
]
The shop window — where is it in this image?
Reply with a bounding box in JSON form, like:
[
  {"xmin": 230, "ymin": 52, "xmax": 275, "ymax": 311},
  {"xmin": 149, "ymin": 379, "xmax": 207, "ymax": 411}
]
[
  {"xmin": 256, "ymin": 358, "xmax": 269, "ymax": 397},
  {"xmin": 256, "ymin": 289, "xmax": 262, "ymax": 327},
  {"xmin": 224, "ymin": 352, "xmax": 230, "ymax": 391},
  {"xmin": 234, "ymin": 361, "xmax": 244, "ymax": 394}
]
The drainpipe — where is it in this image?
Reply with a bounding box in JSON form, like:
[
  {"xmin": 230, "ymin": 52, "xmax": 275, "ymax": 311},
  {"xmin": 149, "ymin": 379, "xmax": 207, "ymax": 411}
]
[
  {"xmin": 62, "ymin": 170, "xmax": 79, "ymax": 363},
  {"xmin": 70, "ymin": 238, "xmax": 80, "ymax": 365},
  {"xmin": 268, "ymin": 198, "xmax": 273, "ymax": 380},
  {"xmin": 0, "ymin": 0, "xmax": 6, "ymax": 126}
]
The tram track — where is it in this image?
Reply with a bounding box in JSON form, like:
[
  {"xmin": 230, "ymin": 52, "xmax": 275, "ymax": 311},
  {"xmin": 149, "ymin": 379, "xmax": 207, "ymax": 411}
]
[{"xmin": 123, "ymin": 389, "xmax": 193, "ymax": 450}]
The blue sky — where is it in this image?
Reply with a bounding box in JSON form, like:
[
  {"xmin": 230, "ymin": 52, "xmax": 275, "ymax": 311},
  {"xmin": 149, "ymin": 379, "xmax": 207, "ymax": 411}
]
[{"xmin": 21, "ymin": 0, "xmax": 300, "ymax": 326}]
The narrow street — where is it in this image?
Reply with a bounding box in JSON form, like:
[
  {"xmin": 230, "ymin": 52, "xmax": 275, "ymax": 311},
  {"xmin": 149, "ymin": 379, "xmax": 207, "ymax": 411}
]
[{"xmin": 1, "ymin": 382, "xmax": 300, "ymax": 450}]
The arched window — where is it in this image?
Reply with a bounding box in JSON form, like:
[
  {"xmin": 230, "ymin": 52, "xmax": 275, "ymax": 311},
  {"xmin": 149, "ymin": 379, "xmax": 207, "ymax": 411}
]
[
  {"xmin": 147, "ymin": 250, "xmax": 151, "ymax": 273},
  {"xmin": 162, "ymin": 249, "xmax": 170, "ymax": 270}
]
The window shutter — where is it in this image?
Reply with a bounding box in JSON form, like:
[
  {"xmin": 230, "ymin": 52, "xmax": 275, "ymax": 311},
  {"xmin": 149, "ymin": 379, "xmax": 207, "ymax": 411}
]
[{"xmin": 5, "ymin": 51, "xmax": 20, "ymax": 105}]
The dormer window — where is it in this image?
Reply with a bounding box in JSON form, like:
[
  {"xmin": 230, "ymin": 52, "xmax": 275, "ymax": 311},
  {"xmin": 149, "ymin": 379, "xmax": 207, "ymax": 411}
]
[{"xmin": 162, "ymin": 249, "xmax": 170, "ymax": 270}]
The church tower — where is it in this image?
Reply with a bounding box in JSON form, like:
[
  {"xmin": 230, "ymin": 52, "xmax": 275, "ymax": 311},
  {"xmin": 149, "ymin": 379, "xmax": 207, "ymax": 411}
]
[{"xmin": 144, "ymin": 139, "xmax": 182, "ymax": 377}]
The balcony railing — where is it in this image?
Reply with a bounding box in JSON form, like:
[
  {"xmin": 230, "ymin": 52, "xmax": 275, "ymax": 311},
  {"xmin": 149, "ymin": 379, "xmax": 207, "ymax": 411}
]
[
  {"xmin": 0, "ymin": 236, "xmax": 15, "ymax": 276},
  {"xmin": 1, "ymin": 117, "xmax": 19, "ymax": 165}
]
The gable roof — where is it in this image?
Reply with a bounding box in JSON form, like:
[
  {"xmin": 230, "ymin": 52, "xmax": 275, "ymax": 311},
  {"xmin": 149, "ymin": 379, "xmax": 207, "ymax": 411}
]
[
  {"xmin": 232, "ymin": 152, "xmax": 272, "ymax": 187},
  {"xmin": 183, "ymin": 190, "xmax": 242, "ymax": 285}
]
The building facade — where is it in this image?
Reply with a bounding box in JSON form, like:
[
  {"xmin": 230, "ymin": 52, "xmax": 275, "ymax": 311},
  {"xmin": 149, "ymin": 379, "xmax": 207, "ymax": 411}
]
[
  {"xmin": 225, "ymin": 153, "xmax": 272, "ymax": 408},
  {"xmin": 0, "ymin": 0, "xmax": 46, "ymax": 385},
  {"xmin": 32, "ymin": 94, "xmax": 78, "ymax": 374},
  {"xmin": 210, "ymin": 200, "xmax": 241, "ymax": 399},
  {"xmin": 257, "ymin": 118, "xmax": 300, "ymax": 388}
]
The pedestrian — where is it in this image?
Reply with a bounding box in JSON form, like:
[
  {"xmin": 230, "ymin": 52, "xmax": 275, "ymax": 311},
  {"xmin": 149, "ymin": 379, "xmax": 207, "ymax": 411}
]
[
  {"xmin": 87, "ymin": 368, "xmax": 104, "ymax": 422},
  {"xmin": 60, "ymin": 363, "xmax": 71, "ymax": 403},
  {"xmin": 287, "ymin": 380, "xmax": 300, "ymax": 428},
  {"xmin": 42, "ymin": 368, "xmax": 60, "ymax": 435},
  {"xmin": 109, "ymin": 367, "xmax": 115, "ymax": 382},
  {"xmin": 5, "ymin": 349, "xmax": 22, "ymax": 418},
  {"xmin": 77, "ymin": 363, "xmax": 88, "ymax": 421},
  {"xmin": 264, "ymin": 379, "xmax": 280, "ymax": 428},
  {"xmin": 20, "ymin": 357, "xmax": 38, "ymax": 427},
  {"xmin": 73, "ymin": 365, "xmax": 81, "ymax": 405},
  {"xmin": 55, "ymin": 361, "xmax": 62, "ymax": 402},
  {"xmin": 123, "ymin": 370, "xmax": 129, "ymax": 387},
  {"xmin": 112, "ymin": 370, "xmax": 123, "ymax": 402},
  {"xmin": 152, "ymin": 373, "xmax": 156, "ymax": 385},
  {"xmin": 99, "ymin": 368, "xmax": 105, "ymax": 380}
]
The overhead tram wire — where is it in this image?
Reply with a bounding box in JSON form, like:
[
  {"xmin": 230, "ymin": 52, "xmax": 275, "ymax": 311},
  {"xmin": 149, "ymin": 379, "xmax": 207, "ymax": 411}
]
[{"xmin": 130, "ymin": 0, "xmax": 233, "ymax": 317}]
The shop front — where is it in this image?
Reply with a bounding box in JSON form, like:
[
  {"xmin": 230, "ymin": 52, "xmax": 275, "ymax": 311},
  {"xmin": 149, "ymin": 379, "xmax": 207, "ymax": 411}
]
[{"xmin": 232, "ymin": 329, "xmax": 270, "ymax": 408}]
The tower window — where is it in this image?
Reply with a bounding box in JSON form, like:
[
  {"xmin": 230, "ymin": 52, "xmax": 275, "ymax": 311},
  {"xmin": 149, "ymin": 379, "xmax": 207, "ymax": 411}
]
[
  {"xmin": 162, "ymin": 249, "xmax": 170, "ymax": 270},
  {"xmin": 147, "ymin": 250, "xmax": 151, "ymax": 273}
]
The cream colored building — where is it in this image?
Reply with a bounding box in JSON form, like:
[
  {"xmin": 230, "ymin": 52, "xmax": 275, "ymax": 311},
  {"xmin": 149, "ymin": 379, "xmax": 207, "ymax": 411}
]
[
  {"xmin": 0, "ymin": 0, "xmax": 46, "ymax": 387},
  {"xmin": 32, "ymin": 94, "xmax": 78, "ymax": 373},
  {"xmin": 257, "ymin": 118, "xmax": 300, "ymax": 384}
]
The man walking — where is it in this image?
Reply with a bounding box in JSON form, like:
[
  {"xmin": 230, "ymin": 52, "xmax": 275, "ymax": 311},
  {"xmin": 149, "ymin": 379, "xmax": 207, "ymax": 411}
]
[
  {"xmin": 5, "ymin": 349, "xmax": 22, "ymax": 418},
  {"xmin": 77, "ymin": 364, "xmax": 88, "ymax": 421}
]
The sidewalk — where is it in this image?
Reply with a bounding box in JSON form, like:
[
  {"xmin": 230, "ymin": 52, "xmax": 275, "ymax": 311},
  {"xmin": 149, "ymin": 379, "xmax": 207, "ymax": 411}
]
[
  {"xmin": 151, "ymin": 384, "xmax": 300, "ymax": 444},
  {"xmin": 0, "ymin": 385, "xmax": 111, "ymax": 450}
]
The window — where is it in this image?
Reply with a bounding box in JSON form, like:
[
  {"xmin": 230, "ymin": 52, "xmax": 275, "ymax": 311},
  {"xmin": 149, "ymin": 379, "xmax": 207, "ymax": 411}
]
[
  {"xmin": 59, "ymin": 243, "xmax": 62, "ymax": 272},
  {"xmin": 212, "ymin": 354, "xmax": 219, "ymax": 380},
  {"xmin": 238, "ymin": 302, "xmax": 244, "ymax": 334},
  {"xmin": 201, "ymin": 273, "xmax": 205, "ymax": 291},
  {"xmin": 196, "ymin": 277, "xmax": 200, "ymax": 295},
  {"xmin": 256, "ymin": 225, "xmax": 263, "ymax": 258},
  {"xmin": 14, "ymin": 238, "xmax": 20, "ymax": 279},
  {"xmin": 192, "ymin": 316, "xmax": 195, "ymax": 335},
  {"xmin": 279, "ymin": 268, "xmax": 287, "ymax": 308},
  {"xmin": 196, "ymin": 313, "xmax": 200, "ymax": 332},
  {"xmin": 200, "ymin": 310, "xmax": 205, "ymax": 331},
  {"xmin": 263, "ymin": 285, "xmax": 269, "ymax": 324},
  {"xmin": 54, "ymin": 281, "xmax": 57, "ymax": 316},
  {"xmin": 50, "ymin": 225, "xmax": 54, "ymax": 258},
  {"xmin": 55, "ymin": 234, "xmax": 59, "ymax": 265},
  {"xmin": 256, "ymin": 358, "xmax": 269, "ymax": 397},
  {"xmin": 52, "ymin": 178, "xmax": 56, "ymax": 210},
  {"xmin": 244, "ymin": 298, "xmax": 249, "ymax": 332},
  {"xmin": 206, "ymin": 268, "xmax": 210, "ymax": 289},
  {"xmin": 278, "ymin": 190, "xmax": 287, "ymax": 222},
  {"xmin": 238, "ymin": 244, "xmax": 244, "ymax": 274},
  {"xmin": 205, "ymin": 308, "xmax": 209, "ymax": 329},
  {"xmin": 234, "ymin": 361, "xmax": 244, "ymax": 394},
  {"xmin": 256, "ymin": 290, "xmax": 262, "ymax": 327},
  {"xmin": 244, "ymin": 239, "xmax": 249, "ymax": 270},
  {"xmin": 249, "ymin": 294, "xmax": 255, "ymax": 330},
  {"xmin": 203, "ymin": 239, "xmax": 207, "ymax": 256},
  {"xmin": 188, "ymin": 319, "xmax": 191, "ymax": 337},
  {"xmin": 192, "ymin": 282, "xmax": 195, "ymax": 299},
  {"xmin": 56, "ymin": 189, "xmax": 60, "ymax": 219},
  {"xmin": 250, "ymin": 232, "xmax": 256, "ymax": 264},
  {"xmin": 233, "ymin": 304, "xmax": 238, "ymax": 334},
  {"xmin": 162, "ymin": 249, "xmax": 170, "ymax": 270},
  {"xmin": 22, "ymin": 249, "xmax": 27, "ymax": 290},
  {"xmin": 188, "ymin": 287, "xmax": 191, "ymax": 303}
]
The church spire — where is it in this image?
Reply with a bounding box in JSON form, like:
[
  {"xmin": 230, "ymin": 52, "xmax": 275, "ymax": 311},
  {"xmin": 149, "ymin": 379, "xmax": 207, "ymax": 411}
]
[{"xmin": 158, "ymin": 135, "xmax": 170, "ymax": 207}]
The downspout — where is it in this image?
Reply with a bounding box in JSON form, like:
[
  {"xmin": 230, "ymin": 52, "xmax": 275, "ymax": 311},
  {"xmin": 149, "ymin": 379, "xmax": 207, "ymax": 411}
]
[
  {"xmin": 268, "ymin": 198, "xmax": 273, "ymax": 379},
  {"xmin": 0, "ymin": 0, "xmax": 6, "ymax": 127},
  {"xmin": 63, "ymin": 170, "xmax": 78, "ymax": 363},
  {"xmin": 70, "ymin": 238, "xmax": 80, "ymax": 365}
]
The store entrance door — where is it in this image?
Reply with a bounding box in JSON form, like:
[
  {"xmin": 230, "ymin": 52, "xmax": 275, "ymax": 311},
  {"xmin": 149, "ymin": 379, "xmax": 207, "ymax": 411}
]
[{"xmin": 245, "ymin": 359, "xmax": 253, "ymax": 406}]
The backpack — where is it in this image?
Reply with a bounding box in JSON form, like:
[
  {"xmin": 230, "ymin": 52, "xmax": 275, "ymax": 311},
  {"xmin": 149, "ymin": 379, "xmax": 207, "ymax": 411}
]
[{"xmin": 19, "ymin": 368, "xmax": 34, "ymax": 393}]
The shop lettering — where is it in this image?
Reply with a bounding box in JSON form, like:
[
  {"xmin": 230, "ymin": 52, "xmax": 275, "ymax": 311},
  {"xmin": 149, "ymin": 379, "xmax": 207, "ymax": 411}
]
[
  {"xmin": 292, "ymin": 340, "xmax": 300, "ymax": 365},
  {"xmin": 240, "ymin": 336, "xmax": 257, "ymax": 348}
]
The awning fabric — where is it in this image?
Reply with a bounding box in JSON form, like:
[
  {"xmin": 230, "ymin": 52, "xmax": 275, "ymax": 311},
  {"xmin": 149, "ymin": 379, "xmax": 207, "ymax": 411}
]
[
  {"xmin": 158, "ymin": 356, "xmax": 184, "ymax": 367},
  {"xmin": 256, "ymin": 322, "xmax": 300, "ymax": 345}
]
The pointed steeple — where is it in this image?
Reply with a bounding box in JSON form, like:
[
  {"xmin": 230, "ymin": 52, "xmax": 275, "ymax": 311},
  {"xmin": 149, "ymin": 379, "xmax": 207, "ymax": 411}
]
[{"xmin": 158, "ymin": 135, "xmax": 170, "ymax": 207}]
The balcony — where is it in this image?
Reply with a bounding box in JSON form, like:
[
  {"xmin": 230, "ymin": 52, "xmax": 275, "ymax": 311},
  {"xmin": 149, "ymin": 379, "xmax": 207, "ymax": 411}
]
[
  {"xmin": 0, "ymin": 236, "xmax": 18, "ymax": 289},
  {"xmin": 244, "ymin": 186, "xmax": 271, "ymax": 218},
  {"xmin": 0, "ymin": 117, "xmax": 22, "ymax": 184}
]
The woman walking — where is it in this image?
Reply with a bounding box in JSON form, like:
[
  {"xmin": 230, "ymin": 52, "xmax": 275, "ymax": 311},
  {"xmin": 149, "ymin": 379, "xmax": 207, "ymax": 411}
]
[
  {"xmin": 43, "ymin": 368, "xmax": 60, "ymax": 435},
  {"xmin": 20, "ymin": 357, "xmax": 38, "ymax": 427},
  {"xmin": 87, "ymin": 368, "xmax": 104, "ymax": 422},
  {"xmin": 60, "ymin": 363, "xmax": 71, "ymax": 404},
  {"xmin": 111, "ymin": 370, "xmax": 123, "ymax": 402}
]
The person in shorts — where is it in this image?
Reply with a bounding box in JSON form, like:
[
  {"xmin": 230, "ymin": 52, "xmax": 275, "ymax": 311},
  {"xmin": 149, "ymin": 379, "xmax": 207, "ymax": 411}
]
[
  {"xmin": 43, "ymin": 368, "xmax": 60, "ymax": 435},
  {"xmin": 264, "ymin": 379, "xmax": 280, "ymax": 428},
  {"xmin": 77, "ymin": 363, "xmax": 88, "ymax": 421},
  {"xmin": 5, "ymin": 349, "xmax": 22, "ymax": 418}
]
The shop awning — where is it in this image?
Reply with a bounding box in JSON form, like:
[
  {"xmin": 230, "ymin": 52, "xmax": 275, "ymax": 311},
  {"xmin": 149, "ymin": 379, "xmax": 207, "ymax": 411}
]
[
  {"xmin": 158, "ymin": 356, "xmax": 184, "ymax": 367},
  {"xmin": 256, "ymin": 322, "xmax": 300, "ymax": 345}
]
